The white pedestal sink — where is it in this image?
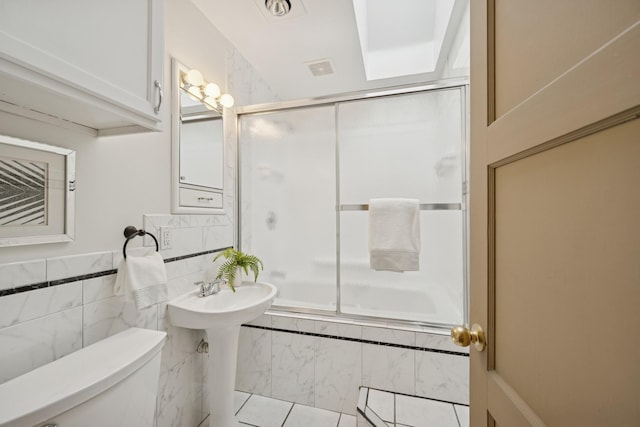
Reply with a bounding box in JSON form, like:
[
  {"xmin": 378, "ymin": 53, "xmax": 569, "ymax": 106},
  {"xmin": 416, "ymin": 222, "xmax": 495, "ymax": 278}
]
[{"xmin": 167, "ymin": 281, "xmax": 277, "ymax": 427}]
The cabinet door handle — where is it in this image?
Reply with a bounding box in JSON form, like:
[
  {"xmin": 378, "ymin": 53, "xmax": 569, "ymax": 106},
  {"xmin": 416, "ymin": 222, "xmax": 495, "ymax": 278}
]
[
  {"xmin": 198, "ymin": 197, "xmax": 214, "ymax": 202},
  {"xmin": 154, "ymin": 80, "xmax": 163, "ymax": 114}
]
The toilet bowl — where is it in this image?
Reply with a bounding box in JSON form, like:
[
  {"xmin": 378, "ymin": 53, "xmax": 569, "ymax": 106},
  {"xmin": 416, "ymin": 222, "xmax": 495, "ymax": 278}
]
[{"xmin": 0, "ymin": 327, "xmax": 166, "ymax": 427}]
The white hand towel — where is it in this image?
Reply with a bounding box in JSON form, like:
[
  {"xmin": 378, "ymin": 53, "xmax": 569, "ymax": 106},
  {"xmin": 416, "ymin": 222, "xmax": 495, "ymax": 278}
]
[
  {"xmin": 114, "ymin": 252, "xmax": 168, "ymax": 309},
  {"xmin": 368, "ymin": 198, "xmax": 421, "ymax": 272}
]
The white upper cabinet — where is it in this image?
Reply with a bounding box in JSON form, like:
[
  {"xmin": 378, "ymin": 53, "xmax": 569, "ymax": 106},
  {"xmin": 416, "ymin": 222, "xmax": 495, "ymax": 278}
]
[{"xmin": 0, "ymin": 0, "xmax": 164, "ymax": 135}]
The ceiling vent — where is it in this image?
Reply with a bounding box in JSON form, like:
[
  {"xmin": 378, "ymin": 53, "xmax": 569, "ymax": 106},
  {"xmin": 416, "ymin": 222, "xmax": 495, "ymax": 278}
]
[{"xmin": 305, "ymin": 59, "xmax": 335, "ymax": 77}]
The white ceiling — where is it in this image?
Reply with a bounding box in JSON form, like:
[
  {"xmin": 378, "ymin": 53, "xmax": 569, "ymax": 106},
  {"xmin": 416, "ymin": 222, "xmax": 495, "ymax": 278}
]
[{"xmin": 192, "ymin": 0, "xmax": 468, "ymax": 102}]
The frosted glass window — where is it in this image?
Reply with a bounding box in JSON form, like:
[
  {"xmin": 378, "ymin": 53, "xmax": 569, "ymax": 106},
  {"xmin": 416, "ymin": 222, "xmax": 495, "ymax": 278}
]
[
  {"xmin": 338, "ymin": 89, "xmax": 463, "ymax": 204},
  {"xmin": 239, "ymin": 106, "xmax": 336, "ymax": 311}
]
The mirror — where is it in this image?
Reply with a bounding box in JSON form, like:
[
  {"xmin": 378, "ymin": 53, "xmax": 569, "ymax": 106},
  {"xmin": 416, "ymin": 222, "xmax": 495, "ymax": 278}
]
[{"xmin": 171, "ymin": 58, "xmax": 226, "ymax": 214}]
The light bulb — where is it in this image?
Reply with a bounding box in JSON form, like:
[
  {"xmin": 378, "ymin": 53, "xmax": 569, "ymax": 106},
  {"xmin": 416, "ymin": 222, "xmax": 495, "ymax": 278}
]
[
  {"xmin": 204, "ymin": 83, "xmax": 221, "ymax": 98},
  {"xmin": 219, "ymin": 93, "xmax": 234, "ymax": 108},
  {"xmin": 187, "ymin": 85, "xmax": 202, "ymax": 101},
  {"xmin": 203, "ymin": 97, "xmax": 218, "ymax": 110},
  {"xmin": 185, "ymin": 69, "xmax": 204, "ymax": 87}
]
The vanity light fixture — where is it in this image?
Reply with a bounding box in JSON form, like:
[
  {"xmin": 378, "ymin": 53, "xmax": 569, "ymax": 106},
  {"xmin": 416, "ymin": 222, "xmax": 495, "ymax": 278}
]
[
  {"xmin": 180, "ymin": 69, "xmax": 234, "ymax": 109},
  {"xmin": 265, "ymin": 0, "xmax": 291, "ymax": 17}
]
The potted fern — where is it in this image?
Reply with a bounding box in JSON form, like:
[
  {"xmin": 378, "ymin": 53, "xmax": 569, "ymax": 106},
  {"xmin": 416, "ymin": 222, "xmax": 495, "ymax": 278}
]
[{"xmin": 213, "ymin": 248, "xmax": 264, "ymax": 292}]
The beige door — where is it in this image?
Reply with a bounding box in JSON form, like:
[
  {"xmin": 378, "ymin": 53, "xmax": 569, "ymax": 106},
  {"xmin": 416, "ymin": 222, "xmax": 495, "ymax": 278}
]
[{"xmin": 462, "ymin": 1, "xmax": 640, "ymax": 426}]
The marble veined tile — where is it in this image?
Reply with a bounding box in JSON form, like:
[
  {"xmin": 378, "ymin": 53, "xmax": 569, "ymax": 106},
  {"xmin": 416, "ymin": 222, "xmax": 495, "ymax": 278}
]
[
  {"xmin": 271, "ymin": 331, "xmax": 315, "ymax": 405},
  {"xmin": 315, "ymin": 320, "xmax": 362, "ymax": 339},
  {"xmin": 395, "ymin": 394, "xmax": 459, "ymax": 427},
  {"xmin": 366, "ymin": 389, "xmax": 395, "ymax": 422},
  {"xmin": 362, "ymin": 344, "xmax": 415, "ymax": 396},
  {"xmin": 156, "ymin": 353, "xmax": 203, "ymax": 427},
  {"xmin": 82, "ymin": 274, "xmax": 117, "ymax": 304},
  {"xmin": 362, "ymin": 326, "xmax": 416, "ymax": 347},
  {"xmin": 338, "ymin": 413, "xmax": 357, "ymax": 427},
  {"xmin": 82, "ymin": 296, "xmax": 158, "ymax": 346},
  {"xmin": 271, "ymin": 316, "xmax": 315, "ymax": 333},
  {"xmin": 47, "ymin": 251, "xmax": 113, "ymax": 282},
  {"xmin": 0, "ymin": 306, "xmax": 82, "ymax": 383},
  {"xmin": 314, "ymin": 337, "xmax": 361, "ymax": 415},
  {"xmin": 234, "ymin": 390, "xmax": 251, "ymax": 414},
  {"xmin": 416, "ymin": 331, "xmax": 468, "ymax": 354},
  {"xmin": 236, "ymin": 326, "xmax": 272, "ymax": 396},
  {"xmin": 0, "ymin": 281, "xmax": 81, "ymax": 328},
  {"xmin": 454, "ymin": 405, "xmax": 469, "ymax": 427},
  {"xmin": 237, "ymin": 394, "xmax": 293, "ymax": 427},
  {"xmin": 415, "ymin": 351, "xmax": 469, "ymax": 405},
  {"xmin": 203, "ymin": 224, "xmax": 234, "ymax": 251},
  {"xmin": 283, "ymin": 404, "xmax": 340, "ymax": 427},
  {"xmin": 0, "ymin": 259, "xmax": 46, "ymax": 291}
]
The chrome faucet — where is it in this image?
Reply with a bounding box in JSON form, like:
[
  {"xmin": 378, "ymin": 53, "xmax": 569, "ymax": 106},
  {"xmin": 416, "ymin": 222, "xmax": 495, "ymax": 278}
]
[{"xmin": 193, "ymin": 279, "xmax": 225, "ymax": 297}]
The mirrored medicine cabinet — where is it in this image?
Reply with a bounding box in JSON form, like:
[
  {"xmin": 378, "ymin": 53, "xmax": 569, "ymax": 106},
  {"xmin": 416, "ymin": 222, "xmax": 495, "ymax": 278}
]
[{"xmin": 171, "ymin": 58, "xmax": 225, "ymax": 214}]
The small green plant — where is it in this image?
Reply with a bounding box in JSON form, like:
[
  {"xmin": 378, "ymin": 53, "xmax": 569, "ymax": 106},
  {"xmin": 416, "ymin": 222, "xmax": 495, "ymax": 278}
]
[{"xmin": 213, "ymin": 248, "xmax": 264, "ymax": 292}]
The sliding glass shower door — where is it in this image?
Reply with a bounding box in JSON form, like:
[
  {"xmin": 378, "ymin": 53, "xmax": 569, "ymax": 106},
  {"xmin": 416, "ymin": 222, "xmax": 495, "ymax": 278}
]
[
  {"xmin": 239, "ymin": 106, "xmax": 337, "ymax": 311},
  {"xmin": 337, "ymin": 89, "xmax": 465, "ymax": 325},
  {"xmin": 238, "ymin": 85, "xmax": 467, "ymax": 326}
]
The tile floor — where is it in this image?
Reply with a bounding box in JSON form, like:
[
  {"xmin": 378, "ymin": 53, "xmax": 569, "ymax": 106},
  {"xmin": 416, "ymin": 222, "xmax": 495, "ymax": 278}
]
[
  {"xmin": 230, "ymin": 391, "xmax": 357, "ymax": 427},
  {"xmin": 206, "ymin": 389, "xmax": 468, "ymax": 427},
  {"xmin": 358, "ymin": 388, "xmax": 469, "ymax": 427}
]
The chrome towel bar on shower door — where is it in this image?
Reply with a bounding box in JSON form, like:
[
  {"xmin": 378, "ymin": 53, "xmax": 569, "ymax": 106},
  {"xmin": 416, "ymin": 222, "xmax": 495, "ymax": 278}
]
[{"xmin": 339, "ymin": 203, "xmax": 462, "ymax": 211}]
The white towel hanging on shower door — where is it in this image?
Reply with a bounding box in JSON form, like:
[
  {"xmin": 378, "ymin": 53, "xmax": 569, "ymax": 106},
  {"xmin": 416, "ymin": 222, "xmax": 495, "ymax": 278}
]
[{"xmin": 368, "ymin": 198, "xmax": 421, "ymax": 272}]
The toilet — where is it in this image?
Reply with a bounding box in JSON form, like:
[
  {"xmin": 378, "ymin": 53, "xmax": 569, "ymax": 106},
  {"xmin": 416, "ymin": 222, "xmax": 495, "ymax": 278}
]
[{"xmin": 0, "ymin": 328, "xmax": 166, "ymax": 427}]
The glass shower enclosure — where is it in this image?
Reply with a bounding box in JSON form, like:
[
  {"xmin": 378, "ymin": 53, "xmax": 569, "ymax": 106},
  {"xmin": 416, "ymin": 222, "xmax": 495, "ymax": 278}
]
[{"xmin": 238, "ymin": 82, "xmax": 468, "ymax": 328}]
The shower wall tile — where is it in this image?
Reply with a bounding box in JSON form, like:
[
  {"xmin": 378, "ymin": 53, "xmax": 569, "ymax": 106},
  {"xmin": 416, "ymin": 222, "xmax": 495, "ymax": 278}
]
[
  {"xmin": 0, "ymin": 259, "xmax": 46, "ymax": 291},
  {"xmin": 0, "ymin": 281, "xmax": 81, "ymax": 328},
  {"xmin": 0, "ymin": 306, "xmax": 82, "ymax": 383},
  {"xmin": 46, "ymin": 251, "xmax": 113, "ymax": 282},
  {"xmin": 83, "ymin": 274, "xmax": 117, "ymax": 304},
  {"xmin": 362, "ymin": 343, "xmax": 415, "ymax": 395},
  {"xmin": 236, "ymin": 326, "xmax": 272, "ymax": 396},
  {"xmin": 271, "ymin": 316, "xmax": 316, "ymax": 334},
  {"xmin": 271, "ymin": 331, "xmax": 315, "ymax": 405},
  {"xmin": 314, "ymin": 337, "xmax": 361, "ymax": 415},
  {"xmin": 315, "ymin": 320, "xmax": 362, "ymax": 340},
  {"xmin": 415, "ymin": 351, "xmax": 469, "ymax": 405},
  {"xmin": 416, "ymin": 331, "xmax": 467, "ymax": 354},
  {"xmin": 82, "ymin": 295, "xmax": 158, "ymax": 347},
  {"xmin": 362, "ymin": 326, "xmax": 416, "ymax": 346}
]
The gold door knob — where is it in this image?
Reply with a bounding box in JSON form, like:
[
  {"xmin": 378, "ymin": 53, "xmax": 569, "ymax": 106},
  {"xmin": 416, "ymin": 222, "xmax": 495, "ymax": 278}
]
[{"xmin": 451, "ymin": 323, "xmax": 486, "ymax": 352}]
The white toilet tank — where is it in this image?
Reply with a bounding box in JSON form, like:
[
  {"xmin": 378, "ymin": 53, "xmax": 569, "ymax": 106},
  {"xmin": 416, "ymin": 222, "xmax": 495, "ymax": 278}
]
[{"xmin": 0, "ymin": 327, "xmax": 166, "ymax": 427}]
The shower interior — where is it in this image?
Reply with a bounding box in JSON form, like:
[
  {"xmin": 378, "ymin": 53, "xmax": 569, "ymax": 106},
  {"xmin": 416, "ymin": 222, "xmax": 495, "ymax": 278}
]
[{"xmin": 238, "ymin": 83, "xmax": 468, "ymax": 328}]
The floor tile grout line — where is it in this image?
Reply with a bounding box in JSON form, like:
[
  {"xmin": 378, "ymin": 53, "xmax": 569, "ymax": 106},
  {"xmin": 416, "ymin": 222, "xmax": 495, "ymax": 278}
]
[
  {"xmin": 453, "ymin": 403, "xmax": 462, "ymax": 427},
  {"xmin": 280, "ymin": 402, "xmax": 296, "ymax": 426},
  {"xmin": 236, "ymin": 392, "xmax": 253, "ymax": 415}
]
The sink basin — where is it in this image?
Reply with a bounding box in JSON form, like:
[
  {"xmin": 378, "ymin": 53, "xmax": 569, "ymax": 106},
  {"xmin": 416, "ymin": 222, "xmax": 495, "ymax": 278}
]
[
  {"xmin": 166, "ymin": 281, "xmax": 277, "ymax": 427},
  {"xmin": 167, "ymin": 281, "xmax": 277, "ymax": 329}
]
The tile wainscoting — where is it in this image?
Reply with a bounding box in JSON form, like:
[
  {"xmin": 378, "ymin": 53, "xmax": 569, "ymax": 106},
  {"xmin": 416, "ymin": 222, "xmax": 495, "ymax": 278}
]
[
  {"xmin": 236, "ymin": 314, "xmax": 469, "ymax": 416},
  {"xmin": 1, "ymin": 212, "xmax": 469, "ymax": 425},
  {"xmin": 0, "ymin": 214, "xmax": 233, "ymax": 427}
]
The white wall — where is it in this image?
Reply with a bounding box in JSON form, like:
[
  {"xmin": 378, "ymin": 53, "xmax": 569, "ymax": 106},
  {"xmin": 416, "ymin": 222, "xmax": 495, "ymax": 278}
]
[
  {"xmin": 0, "ymin": 1, "xmax": 279, "ymax": 426},
  {"xmin": 0, "ymin": 0, "xmax": 277, "ymax": 265}
]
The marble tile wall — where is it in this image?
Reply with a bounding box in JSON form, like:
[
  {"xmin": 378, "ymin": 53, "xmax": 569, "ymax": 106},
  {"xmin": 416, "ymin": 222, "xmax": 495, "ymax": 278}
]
[
  {"xmin": 236, "ymin": 314, "xmax": 469, "ymax": 416},
  {"xmin": 0, "ymin": 213, "xmax": 232, "ymax": 427}
]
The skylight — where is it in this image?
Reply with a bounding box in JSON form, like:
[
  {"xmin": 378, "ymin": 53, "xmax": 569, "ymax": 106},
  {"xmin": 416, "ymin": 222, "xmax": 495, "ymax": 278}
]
[{"xmin": 352, "ymin": 0, "xmax": 455, "ymax": 80}]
